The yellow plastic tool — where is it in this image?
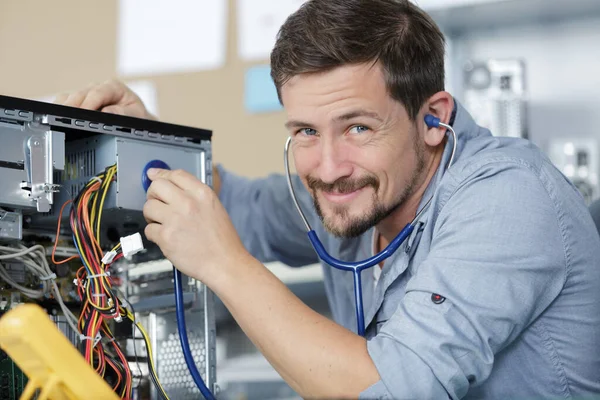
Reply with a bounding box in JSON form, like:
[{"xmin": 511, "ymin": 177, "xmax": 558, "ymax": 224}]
[{"xmin": 0, "ymin": 304, "xmax": 119, "ymax": 400}]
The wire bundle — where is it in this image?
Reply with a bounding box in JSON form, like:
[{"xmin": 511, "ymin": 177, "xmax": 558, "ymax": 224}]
[
  {"xmin": 0, "ymin": 244, "xmax": 78, "ymax": 332},
  {"xmin": 51, "ymin": 165, "xmax": 133, "ymax": 397},
  {"xmin": 53, "ymin": 164, "xmax": 170, "ymax": 399}
]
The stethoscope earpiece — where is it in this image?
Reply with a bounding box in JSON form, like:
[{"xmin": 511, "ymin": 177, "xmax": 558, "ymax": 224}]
[{"xmin": 424, "ymin": 114, "xmax": 441, "ymax": 129}]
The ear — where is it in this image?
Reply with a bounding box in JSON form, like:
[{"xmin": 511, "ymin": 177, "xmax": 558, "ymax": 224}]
[{"xmin": 423, "ymin": 92, "xmax": 454, "ymax": 147}]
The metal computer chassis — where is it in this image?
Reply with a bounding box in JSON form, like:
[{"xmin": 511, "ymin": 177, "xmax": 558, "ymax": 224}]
[{"xmin": 0, "ymin": 94, "xmax": 217, "ymax": 398}]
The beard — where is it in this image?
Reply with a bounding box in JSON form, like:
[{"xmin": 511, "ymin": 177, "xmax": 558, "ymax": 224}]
[{"xmin": 307, "ymin": 137, "xmax": 426, "ymax": 239}]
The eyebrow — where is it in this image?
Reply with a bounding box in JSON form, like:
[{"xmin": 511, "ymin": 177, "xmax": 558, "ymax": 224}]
[
  {"xmin": 284, "ymin": 109, "xmax": 383, "ymax": 130},
  {"xmin": 285, "ymin": 119, "xmax": 314, "ymax": 130},
  {"xmin": 334, "ymin": 110, "xmax": 383, "ymax": 123}
]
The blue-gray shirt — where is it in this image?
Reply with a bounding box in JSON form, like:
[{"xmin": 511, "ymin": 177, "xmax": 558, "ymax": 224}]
[{"xmin": 218, "ymin": 101, "xmax": 600, "ymax": 399}]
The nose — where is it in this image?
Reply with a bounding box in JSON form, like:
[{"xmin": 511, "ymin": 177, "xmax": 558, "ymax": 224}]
[{"xmin": 317, "ymin": 136, "xmax": 352, "ymax": 184}]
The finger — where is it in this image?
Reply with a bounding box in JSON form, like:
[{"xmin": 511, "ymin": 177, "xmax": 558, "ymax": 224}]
[
  {"xmin": 101, "ymin": 105, "xmax": 126, "ymax": 116},
  {"xmin": 61, "ymin": 81, "xmax": 98, "ymax": 108},
  {"xmin": 62, "ymin": 90, "xmax": 88, "ymax": 108},
  {"xmin": 54, "ymin": 93, "xmax": 70, "ymax": 104},
  {"xmin": 147, "ymin": 168, "xmax": 201, "ymax": 192},
  {"xmin": 144, "ymin": 223, "xmax": 162, "ymax": 244},
  {"xmin": 143, "ymin": 199, "xmax": 170, "ymax": 224},
  {"xmin": 79, "ymin": 81, "xmax": 126, "ymax": 111},
  {"xmin": 146, "ymin": 177, "xmax": 184, "ymax": 205}
]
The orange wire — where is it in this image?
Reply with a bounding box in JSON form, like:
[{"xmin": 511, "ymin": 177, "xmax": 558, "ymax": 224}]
[
  {"xmin": 94, "ymin": 346, "xmax": 105, "ymax": 374},
  {"xmin": 78, "ymin": 299, "xmax": 90, "ymax": 332}
]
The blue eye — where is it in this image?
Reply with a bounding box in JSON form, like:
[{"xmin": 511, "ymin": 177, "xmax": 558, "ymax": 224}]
[
  {"xmin": 298, "ymin": 128, "xmax": 317, "ymax": 136},
  {"xmin": 349, "ymin": 125, "xmax": 369, "ymax": 134}
]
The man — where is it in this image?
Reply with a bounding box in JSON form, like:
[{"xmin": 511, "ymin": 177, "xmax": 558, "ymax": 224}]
[{"xmin": 57, "ymin": 0, "xmax": 600, "ymax": 398}]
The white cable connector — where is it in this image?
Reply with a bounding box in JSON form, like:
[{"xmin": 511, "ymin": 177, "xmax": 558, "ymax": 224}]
[
  {"xmin": 101, "ymin": 250, "xmax": 118, "ymax": 265},
  {"xmin": 120, "ymin": 232, "xmax": 145, "ymax": 260}
]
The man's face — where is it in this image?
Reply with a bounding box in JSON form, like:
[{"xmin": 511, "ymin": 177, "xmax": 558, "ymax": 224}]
[{"xmin": 281, "ymin": 63, "xmax": 428, "ymax": 238}]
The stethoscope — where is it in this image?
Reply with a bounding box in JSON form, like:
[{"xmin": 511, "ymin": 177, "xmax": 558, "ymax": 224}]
[{"xmin": 284, "ymin": 114, "xmax": 457, "ymax": 336}]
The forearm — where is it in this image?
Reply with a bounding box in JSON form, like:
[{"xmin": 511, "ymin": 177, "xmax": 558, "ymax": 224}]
[
  {"xmin": 215, "ymin": 166, "xmax": 319, "ymax": 267},
  {"xmin": 208, "ymin": 254, "xmax": 380, "ymax": 399}
]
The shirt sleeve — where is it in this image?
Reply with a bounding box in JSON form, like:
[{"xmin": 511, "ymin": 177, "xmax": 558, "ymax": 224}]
[
  {"xmin": 217, "ymin": 164, "xmax": 319, "ymax": 267},
  {"xmin": 362, "ymin": 161, "xmax": 567, "ymax": 399}
]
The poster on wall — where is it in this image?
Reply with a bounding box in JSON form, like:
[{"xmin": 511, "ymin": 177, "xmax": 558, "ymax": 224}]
[
  {"xmin": 117, "ymin": 0, "xmax": 228, "ymax": 77},
  {"xmin": 237, "ymin": 0, "xmax": 306, "ymax": 62},
  {"xmin": 244, "ymin": 65, "xmax": 282, "ymax": 114}
]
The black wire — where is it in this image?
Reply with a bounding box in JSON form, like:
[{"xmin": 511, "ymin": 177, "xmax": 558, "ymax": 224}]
[{"xmin": 148, "ymin": 364, "xmax": 167, "ymax": 400}]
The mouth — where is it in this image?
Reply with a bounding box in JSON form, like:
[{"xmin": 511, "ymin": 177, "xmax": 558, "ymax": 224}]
[{"xmin": 320, "ymin": 187, "xmax": 367, "ymax": 204}]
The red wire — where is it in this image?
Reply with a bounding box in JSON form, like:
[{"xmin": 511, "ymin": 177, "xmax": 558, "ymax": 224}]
[
  {"xmin": 111, "ymin": 339, "xmax": 132, "ymax": 399},
  {"xmin": 105, "ymin": 357, "xmax": 124, "ymax": 392}
]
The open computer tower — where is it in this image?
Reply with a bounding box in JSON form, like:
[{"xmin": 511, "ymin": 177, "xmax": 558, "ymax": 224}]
[{"xmin": 0, "ymin": 94, "xmax": 216, "ymax": 399}]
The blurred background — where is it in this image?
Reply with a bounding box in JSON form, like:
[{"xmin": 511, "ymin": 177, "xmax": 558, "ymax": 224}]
[{"xmin": 1, "ymin": 0, "xmax": 599, "ymax": 398}]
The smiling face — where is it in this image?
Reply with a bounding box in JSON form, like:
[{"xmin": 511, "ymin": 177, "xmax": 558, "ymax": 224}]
[{"xmin": 282, "ymin": 63, "xmax": 429, "ymax": 238}]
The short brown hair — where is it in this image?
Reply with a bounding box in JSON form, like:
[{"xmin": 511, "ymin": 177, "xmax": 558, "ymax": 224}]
[{"xmin": 270, "ymin": 0, "xmax": 445, "ymax": 120}]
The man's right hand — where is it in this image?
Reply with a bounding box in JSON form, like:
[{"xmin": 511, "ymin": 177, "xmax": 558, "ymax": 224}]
[{"xmin": 54, "ymin": 79, "xmax": 156, "ymax": 120}]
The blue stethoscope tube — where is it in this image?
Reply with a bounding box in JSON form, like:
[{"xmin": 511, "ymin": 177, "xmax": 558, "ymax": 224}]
[
  {"xmin": 142, "ymin": 162, "xmax": 216, "ymax": 400},
  {"xmin": 173, "ymin": 268, "xmax": 216, "ymax": 400},
  {"xmin": 284, "ymin": 114, "xmax": 457, "ymax": 336}
]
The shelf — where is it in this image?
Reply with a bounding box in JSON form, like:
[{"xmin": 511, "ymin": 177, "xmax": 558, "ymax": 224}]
[{"xmin": 422, "ymin": 0, "xmax": 600, "ymax": 33}]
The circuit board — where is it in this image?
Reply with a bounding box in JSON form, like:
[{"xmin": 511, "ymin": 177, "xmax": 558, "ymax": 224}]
[{"xmin": 0, "ymin": 335, "xmax": 27, "ymax": 400}]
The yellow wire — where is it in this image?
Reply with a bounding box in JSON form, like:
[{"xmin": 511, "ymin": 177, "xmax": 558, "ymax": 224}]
[
  {"xmin": 96, "ymin": 166, "xmax": 116, "ymax": 245},
  {"xmin": 90, "ymin": 191, "xmax": 99, "ymax": 234},
  {"xmin": 88, "ymin": 171, "xmax": 106, "ymax": 227},
  {"xmin": 93, "ymin": 170, "xmax": 108, "ymax": 243}
]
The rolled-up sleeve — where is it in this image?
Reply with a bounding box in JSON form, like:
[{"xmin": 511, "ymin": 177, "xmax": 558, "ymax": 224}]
[
  {"xmin": 361, "ymin": 161, "xmax": 567, "ymax": 399},
  {"xmin": 217, "ymin": 165, "xmax": 318, "ymax": 267}
]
